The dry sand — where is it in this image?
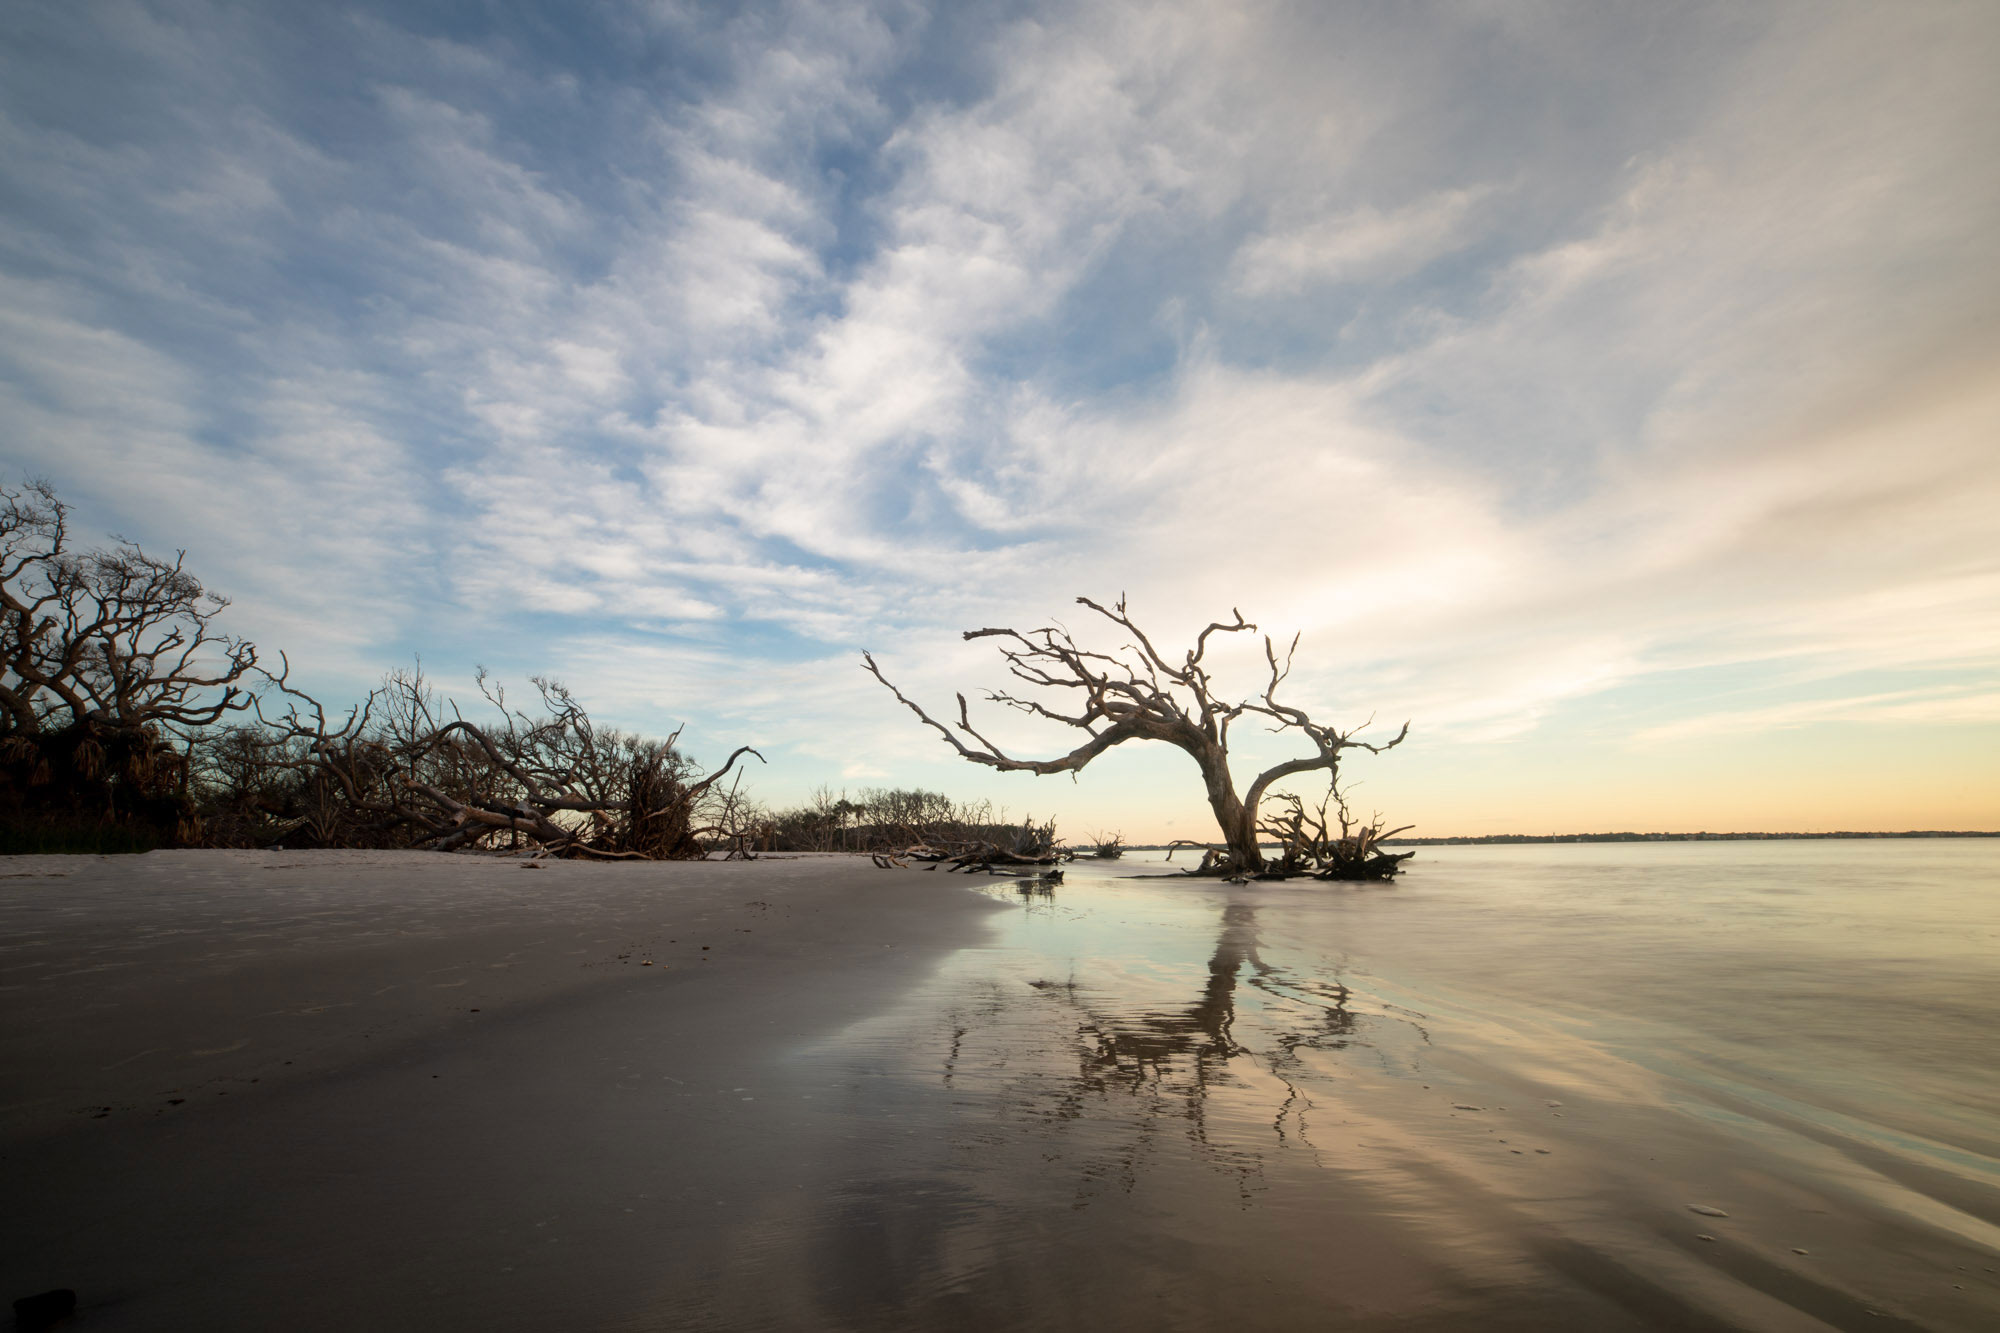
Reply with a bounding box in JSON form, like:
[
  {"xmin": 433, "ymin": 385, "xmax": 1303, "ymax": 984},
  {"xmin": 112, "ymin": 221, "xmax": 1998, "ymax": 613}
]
[{"xmin": 0, "ymin": 850, "xmax": 1001, "ymax": 1330}]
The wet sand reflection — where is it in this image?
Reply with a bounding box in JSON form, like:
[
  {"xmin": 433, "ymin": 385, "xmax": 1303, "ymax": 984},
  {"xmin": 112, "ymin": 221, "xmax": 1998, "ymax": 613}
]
[
  {"xmin": 1061, "ymin": 902, "xmax": 1359, "ymax": 1148},
  {"xmin": 652, "ymin": 860, "xmax": 2000, "ymax": 1331},
  {"xmin": 929, "ymin": 893, "xmax": 1401, "ymax": 1213}
]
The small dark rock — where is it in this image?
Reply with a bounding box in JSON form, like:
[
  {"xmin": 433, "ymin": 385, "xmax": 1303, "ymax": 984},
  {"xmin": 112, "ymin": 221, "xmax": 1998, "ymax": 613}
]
[{"xmin": 13, "ymin": 1288, "xmax": 77, "ymax": 1329}]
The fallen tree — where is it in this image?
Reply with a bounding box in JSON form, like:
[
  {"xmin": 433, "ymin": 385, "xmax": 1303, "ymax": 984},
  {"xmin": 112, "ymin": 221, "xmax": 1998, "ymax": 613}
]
[
  {"xmin": 867, "ymin": 813, "xmax": 1066, "ymax": 873},
  {"xmin": 1249, "ymin": 788, "xmax": 1411, "ymax": 879},
  {"xmin": 864, "ymin": 595, "xmax": 1410, "ymax": 879},
  {"xmin": 257, "ymin": 664, "xmax": 761, "ymax": 858}
]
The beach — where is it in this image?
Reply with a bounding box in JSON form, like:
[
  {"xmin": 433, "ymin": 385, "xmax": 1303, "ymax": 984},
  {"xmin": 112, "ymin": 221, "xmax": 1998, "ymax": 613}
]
[
  {"xmin": 0, "ymin": 851, "xmax": 1003, "ymax": 1329},
  {"xmin": 3, "ymin": 846, "xmax": 1997, "ymax": 1330}
]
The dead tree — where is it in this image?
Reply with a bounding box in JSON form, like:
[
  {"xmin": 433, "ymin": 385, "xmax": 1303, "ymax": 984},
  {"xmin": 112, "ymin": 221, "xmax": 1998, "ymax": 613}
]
[
  {"xmin": 1257, "ymin": 788, "xmax": 1413, "ymax": 880},
  {"xmin": 260, "ymin": 662, "xmax": 761, "ymax": 857},
  {"xmin": 1, "ymin": 480, "xmax": 258, "ymax": 840},
  {"xmin": 864, "ymin": 595, "xmax": 1408, "ymax": 877}
]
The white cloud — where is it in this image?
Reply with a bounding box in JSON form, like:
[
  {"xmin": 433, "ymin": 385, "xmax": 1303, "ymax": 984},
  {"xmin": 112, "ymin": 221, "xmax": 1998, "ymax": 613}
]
[{"xmin": 1232, "ymin": 186, "xmax": 1491, "ymax": 294}]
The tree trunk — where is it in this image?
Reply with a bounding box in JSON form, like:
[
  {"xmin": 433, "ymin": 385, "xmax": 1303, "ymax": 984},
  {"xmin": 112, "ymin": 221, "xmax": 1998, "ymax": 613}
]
[{"xmin": 1194, "ymin": 744, "xmax": 1263, "ymax": 872}]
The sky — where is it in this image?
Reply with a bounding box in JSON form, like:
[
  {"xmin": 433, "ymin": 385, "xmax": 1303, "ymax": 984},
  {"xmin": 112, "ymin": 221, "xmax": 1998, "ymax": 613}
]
[{"xmin": 2, "ymin": 0, "xmax": 1996, "ymax": 838}]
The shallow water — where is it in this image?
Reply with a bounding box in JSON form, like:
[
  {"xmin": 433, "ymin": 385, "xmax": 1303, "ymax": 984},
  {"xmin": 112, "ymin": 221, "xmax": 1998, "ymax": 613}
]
[{"xmin": 670, "ymin": 840, "xmax": 2000, "ymax": 1331}]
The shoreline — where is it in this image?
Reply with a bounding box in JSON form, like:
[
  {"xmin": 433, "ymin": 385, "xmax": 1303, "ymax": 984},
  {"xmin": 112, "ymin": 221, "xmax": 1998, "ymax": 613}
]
[{"xmin": 1115, "ymin": 831, "xmax": 1999, "ymax": 851}]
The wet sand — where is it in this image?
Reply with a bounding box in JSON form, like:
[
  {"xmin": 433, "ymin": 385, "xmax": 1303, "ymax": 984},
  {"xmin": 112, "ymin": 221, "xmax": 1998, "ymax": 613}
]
[
  {"xmin": 0, "ymin": 851, "xmax": 1002, "ymax": 1329},
  {"xmin": 3, "ymin": 848, "xmax": 1995, "ymax": 1330}
]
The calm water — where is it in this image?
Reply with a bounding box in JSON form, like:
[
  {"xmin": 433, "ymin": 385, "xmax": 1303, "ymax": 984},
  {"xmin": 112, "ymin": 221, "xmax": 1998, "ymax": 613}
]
[{"xmin": 698, "ymin": 840, "xmax": 2000, "ymax": 1331}]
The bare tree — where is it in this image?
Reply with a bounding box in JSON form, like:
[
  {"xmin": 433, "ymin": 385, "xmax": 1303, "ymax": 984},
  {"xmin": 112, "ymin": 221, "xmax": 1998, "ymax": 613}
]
[
  {"xmin": 0, "ymin": 481, "xmax": 258, "ymax": 738},
  {"xmin": 863, "ymin": 595, "xmax": 1409, "ymax": 877},
  {"xmin": 1258, "ymin": 788, "xmax": 1413, "ymax": 880},
  {"xmin": 1, "ymin": 480, "xmax": 259, "ymax": 840},
  {"xmin": 0, "ymin": 477, "xmax": 773, "ymax": 856},
  {"xmin": 260, "ymin": 662, "xmax": 762, "ymax": 858}
]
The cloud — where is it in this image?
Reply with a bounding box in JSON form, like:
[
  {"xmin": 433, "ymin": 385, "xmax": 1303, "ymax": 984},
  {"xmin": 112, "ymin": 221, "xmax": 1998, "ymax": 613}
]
[
  {"xmin": 1632, "ymin": 686, "xmax": 2000, "ymax": 747},
  {"xmin": 1232, "ymin": 187, "xmax": 1491, "ymax": 294},
  {"xmin": 1, "ymin": 0, "xmax": 1996, "ymax": 826}
]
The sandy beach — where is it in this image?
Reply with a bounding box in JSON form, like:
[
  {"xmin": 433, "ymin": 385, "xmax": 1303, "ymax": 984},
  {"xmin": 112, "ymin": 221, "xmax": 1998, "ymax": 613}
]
[
  {"xmin": 0, "ymin": 851, "xmax": 1004, "ymax": 1329},
  {"xmin": 3, "ymin": 847, "xmax": 1996, "ymax": 1331}
]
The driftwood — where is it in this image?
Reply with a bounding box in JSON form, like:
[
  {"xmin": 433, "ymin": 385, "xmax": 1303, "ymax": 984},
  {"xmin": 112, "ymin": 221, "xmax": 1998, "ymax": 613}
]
[
  {"xmin": 865, "ymin": 594, "xmax": 1409, "ymax": 878},
  {"xmin": 1259, "ymin": 789, "xmax": 1412, "ymax": 880},
  {"xmin": 872, "ymin": 838, "xmax": 1067, "ymax": 873},
  {"xmin": 1164, "ymin": 789, "xmax": 1412, "ymax": 881}
]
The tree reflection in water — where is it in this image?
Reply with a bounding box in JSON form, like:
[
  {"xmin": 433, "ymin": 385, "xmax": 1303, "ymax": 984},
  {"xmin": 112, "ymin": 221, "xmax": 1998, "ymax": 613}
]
[{"xmin": 944, "ymin": 895, "xmax": 1376, "ymax": 1205}]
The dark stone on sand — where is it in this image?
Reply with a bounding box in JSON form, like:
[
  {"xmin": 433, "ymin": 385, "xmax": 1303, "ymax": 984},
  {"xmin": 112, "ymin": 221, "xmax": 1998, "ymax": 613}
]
[{"xmin": 13, "ymin": 1288, "xmax": 77, "ymax": 1328}]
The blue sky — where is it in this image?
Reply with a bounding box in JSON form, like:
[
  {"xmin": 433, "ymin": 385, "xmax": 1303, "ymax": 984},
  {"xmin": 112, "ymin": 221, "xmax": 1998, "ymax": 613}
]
[{"xmin": 4, "ymin": 1, "xmax": 1997, "ymax": 835}]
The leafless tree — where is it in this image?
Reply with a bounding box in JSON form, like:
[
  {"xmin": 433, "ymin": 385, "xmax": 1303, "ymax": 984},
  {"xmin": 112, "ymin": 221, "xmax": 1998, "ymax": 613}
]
[
  {"xmin": 0, "ymin": 481, "xmax": 258, "ymax": 738},
  {"xmin": 1, "ymin": 480, "xmax": 259, "ymax": 838},
  {"xmin": 864, "ymin": 595, "xmax": 1409, "ymax": 877},
  {"xmin": 698, "ymin": 770, "xmax": 772, "ymax": 859},
  {"xmin": 259, "ymin": 662, "xmax": 762, "ymax": 858},
  {"xmin": 1257, "ymin": 788, "xmax": 1413, "ymax": 880}
]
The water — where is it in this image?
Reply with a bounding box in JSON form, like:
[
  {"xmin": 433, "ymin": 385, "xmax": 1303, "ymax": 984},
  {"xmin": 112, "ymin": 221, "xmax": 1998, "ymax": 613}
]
[{"xmin": 702, "ymin": 840, "xmax": 2000, "ymax": 1330}]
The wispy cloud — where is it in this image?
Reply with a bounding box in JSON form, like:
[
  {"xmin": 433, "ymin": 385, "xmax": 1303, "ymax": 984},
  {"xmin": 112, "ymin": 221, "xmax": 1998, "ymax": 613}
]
[
  {"xmin": 1232, "ymin": 186, "xmax": 1492, "ymax": 294},
  {"xmin": 1632, "ymin": 685, "xmax": 2000, "ymax": 747}
]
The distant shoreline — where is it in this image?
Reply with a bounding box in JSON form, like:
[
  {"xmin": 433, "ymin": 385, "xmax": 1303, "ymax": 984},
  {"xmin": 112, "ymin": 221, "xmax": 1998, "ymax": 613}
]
[
  {"xmin": 1383, "ymin": 830, "xmax": 2000, "ymax": 845},
  {"xmin": 1123, "ymin": 830, "xmax": 1998, "ymax": 850}
]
